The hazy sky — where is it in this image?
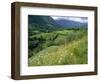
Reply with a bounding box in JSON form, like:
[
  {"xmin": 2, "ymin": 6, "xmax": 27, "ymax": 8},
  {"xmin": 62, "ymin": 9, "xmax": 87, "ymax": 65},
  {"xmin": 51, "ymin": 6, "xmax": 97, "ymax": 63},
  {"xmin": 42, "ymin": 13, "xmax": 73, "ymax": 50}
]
[{"xmin": 51, "ymin": 16, "xmax": 88, "ymax": 23}]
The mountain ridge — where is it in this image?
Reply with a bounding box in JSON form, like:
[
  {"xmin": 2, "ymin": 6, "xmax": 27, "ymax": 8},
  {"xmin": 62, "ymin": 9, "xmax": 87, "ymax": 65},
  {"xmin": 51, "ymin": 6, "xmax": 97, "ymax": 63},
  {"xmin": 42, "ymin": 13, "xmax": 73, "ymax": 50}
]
[
  {"xmin": 55, "ymin": 18, "xmax": 87, "ymax": 28},
  {"xmin": 28, "ymin": 15, "xmax": 87, "ymax": 30}
]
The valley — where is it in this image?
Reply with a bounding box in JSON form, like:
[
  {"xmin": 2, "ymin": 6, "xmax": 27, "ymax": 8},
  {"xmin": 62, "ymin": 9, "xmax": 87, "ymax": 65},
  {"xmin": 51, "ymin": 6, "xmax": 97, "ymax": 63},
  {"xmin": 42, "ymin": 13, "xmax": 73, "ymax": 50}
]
[{"xmin": 28, "ymin": 15, "xmax": 88, "ymax": 66}]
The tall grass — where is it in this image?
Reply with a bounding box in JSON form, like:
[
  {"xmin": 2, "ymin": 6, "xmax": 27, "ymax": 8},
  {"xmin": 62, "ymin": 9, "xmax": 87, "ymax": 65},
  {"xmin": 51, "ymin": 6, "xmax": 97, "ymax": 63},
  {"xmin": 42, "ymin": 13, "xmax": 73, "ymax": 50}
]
[{"xmin": 28, "ymin": 29, "xmax": 88, "ymax": 66}]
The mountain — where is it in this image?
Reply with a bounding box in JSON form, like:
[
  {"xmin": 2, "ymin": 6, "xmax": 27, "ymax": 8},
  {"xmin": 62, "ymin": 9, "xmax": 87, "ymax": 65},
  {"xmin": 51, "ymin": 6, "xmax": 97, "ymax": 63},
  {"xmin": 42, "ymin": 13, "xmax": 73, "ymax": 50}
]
[
  {"xmin": 28, "ymin": 15, "xmax": 59, "ymax": 27},
  {"xmin": 55, "ymin": 19, "xmax": 87, "ymax": 28},
  {"xmin": 28, "ymin": 15, "xmax": 87, "ymax": 32}
]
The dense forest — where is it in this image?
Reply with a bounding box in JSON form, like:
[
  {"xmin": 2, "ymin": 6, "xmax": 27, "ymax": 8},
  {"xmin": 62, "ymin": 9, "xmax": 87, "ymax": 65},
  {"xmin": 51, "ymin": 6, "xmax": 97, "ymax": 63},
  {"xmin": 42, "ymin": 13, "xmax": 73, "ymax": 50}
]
[{"xmin": 28, "ymin": 15, "xmax": 88, "ymax": 66}]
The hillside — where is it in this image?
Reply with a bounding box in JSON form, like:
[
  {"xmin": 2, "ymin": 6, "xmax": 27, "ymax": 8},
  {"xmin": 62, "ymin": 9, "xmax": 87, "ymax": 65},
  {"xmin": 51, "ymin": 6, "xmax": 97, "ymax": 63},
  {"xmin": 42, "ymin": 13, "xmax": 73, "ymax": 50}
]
[
  {"xmin": 55, "ymin": 19, "xmax": 87, "ymax": 28},
  {"xmin": 28, "ymin": 15, "xmax": 59, "ymax": 27},
  {"xmin": 28, "ymin": 15, "xmax": 87, "ymax": 32},
  {"xmin": 28, "ymin": 29, "xmax": 88, "ymax": 66},
  {"xmin": 28, "ymin": 15, "xmax": 88, "ymax": 66}
]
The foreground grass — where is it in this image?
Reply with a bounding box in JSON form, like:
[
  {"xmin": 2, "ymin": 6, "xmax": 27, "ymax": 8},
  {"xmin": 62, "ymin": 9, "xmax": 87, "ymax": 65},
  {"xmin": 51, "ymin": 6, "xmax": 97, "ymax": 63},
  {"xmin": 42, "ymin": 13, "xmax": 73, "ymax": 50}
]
[{"xmin": 28, "ymin": 35, "xmax": 87, "ymax": 66}]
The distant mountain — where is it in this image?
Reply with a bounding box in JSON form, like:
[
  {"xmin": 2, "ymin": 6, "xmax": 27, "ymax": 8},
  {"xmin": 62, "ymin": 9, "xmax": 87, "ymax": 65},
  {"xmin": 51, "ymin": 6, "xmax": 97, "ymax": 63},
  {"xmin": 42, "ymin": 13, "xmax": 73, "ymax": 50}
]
[
  {"xmin": 28, "ymin": 15, "xmax": 87, "ymax": 32},
  {"xmin": 55, "ymin": 19, "xmax": 87, "ymax": 28}
]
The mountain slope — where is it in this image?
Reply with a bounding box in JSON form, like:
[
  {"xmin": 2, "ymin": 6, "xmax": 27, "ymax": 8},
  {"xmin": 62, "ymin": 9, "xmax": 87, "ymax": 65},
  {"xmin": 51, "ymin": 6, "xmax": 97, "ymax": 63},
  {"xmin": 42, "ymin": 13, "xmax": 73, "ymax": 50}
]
[
  {"xmin": 28, "ymin": 15, "xmax": 59, "ymax": 27},
  {"xmin": 28, "ymin": 15, "xmax": 87, "ymax": 33},
  {"xmin": 55, "ymin": 19, "xmax": 87, "ymax": 28}
]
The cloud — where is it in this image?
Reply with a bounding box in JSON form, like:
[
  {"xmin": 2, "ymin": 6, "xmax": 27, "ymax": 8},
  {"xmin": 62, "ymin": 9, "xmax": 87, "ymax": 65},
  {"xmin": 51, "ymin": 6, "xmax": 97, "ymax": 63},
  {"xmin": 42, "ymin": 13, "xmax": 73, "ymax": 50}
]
[{"xmin": 51, "ymin": 16, "xmax": 88, "ymax": 23}]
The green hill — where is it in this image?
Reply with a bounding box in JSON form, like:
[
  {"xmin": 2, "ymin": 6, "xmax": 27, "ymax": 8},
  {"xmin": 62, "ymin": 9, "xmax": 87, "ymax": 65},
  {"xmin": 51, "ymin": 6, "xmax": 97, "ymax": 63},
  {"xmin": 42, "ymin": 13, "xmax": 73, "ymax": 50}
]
[
  {"xmin": 28, "ymin": 29, "xmax": 87, "ymax": 66},
  {"xmin": 28, "ymin": 15, "xmax": 88, "ymax": 66}
]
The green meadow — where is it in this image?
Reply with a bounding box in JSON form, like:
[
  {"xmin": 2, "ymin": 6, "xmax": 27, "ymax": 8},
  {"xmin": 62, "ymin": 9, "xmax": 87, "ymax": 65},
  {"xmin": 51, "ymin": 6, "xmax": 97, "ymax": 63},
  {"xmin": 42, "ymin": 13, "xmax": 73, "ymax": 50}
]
[{"xmin": 28, "ymin": 28, "xmax": 88, "ymax": 66}]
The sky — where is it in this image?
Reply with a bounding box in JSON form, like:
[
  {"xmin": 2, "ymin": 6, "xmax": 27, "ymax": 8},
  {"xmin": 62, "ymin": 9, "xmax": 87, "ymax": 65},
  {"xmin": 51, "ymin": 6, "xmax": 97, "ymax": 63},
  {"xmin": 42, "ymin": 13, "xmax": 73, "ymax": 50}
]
[{"xmin": 51, "ymin": 16, "xmax": 88, "ymax": 23}]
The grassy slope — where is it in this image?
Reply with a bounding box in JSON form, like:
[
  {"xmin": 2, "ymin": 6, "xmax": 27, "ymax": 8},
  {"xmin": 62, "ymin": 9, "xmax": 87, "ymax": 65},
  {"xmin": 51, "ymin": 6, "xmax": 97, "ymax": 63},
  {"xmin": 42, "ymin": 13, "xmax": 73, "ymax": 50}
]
[{"xmin": 28, "ymin": 29, "xmax": 87, "ymax": 66}]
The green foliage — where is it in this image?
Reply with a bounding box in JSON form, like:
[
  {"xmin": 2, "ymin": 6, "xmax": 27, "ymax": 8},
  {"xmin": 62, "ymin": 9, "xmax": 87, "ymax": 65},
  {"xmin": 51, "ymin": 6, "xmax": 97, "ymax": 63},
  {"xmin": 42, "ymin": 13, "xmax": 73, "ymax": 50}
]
[
  {"xmin": 28, "ymin": 26, "xmax": 87, "ymax": 66},
  {"xmin": 28, "ymin": 36, "xmax": 87, "ymax": 66},
  {"xmin": 28, "ymin": 24, "xmax": 88, "ymax": 66}
]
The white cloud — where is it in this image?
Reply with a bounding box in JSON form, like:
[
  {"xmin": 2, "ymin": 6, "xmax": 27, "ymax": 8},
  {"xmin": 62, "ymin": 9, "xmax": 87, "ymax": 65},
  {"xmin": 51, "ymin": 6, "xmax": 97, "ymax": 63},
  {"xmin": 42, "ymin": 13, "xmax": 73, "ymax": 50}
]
[{"xmin": 51, "ymin": 16, "xmax": 88, "ymax": 23}]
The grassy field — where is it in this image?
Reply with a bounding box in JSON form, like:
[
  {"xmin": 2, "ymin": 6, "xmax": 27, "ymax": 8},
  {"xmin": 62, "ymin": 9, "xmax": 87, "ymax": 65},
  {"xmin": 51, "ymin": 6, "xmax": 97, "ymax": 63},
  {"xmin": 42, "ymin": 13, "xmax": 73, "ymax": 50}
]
[{"xmin": 28, "ymin": 29, "xmax": 88, "ymax": 66}]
